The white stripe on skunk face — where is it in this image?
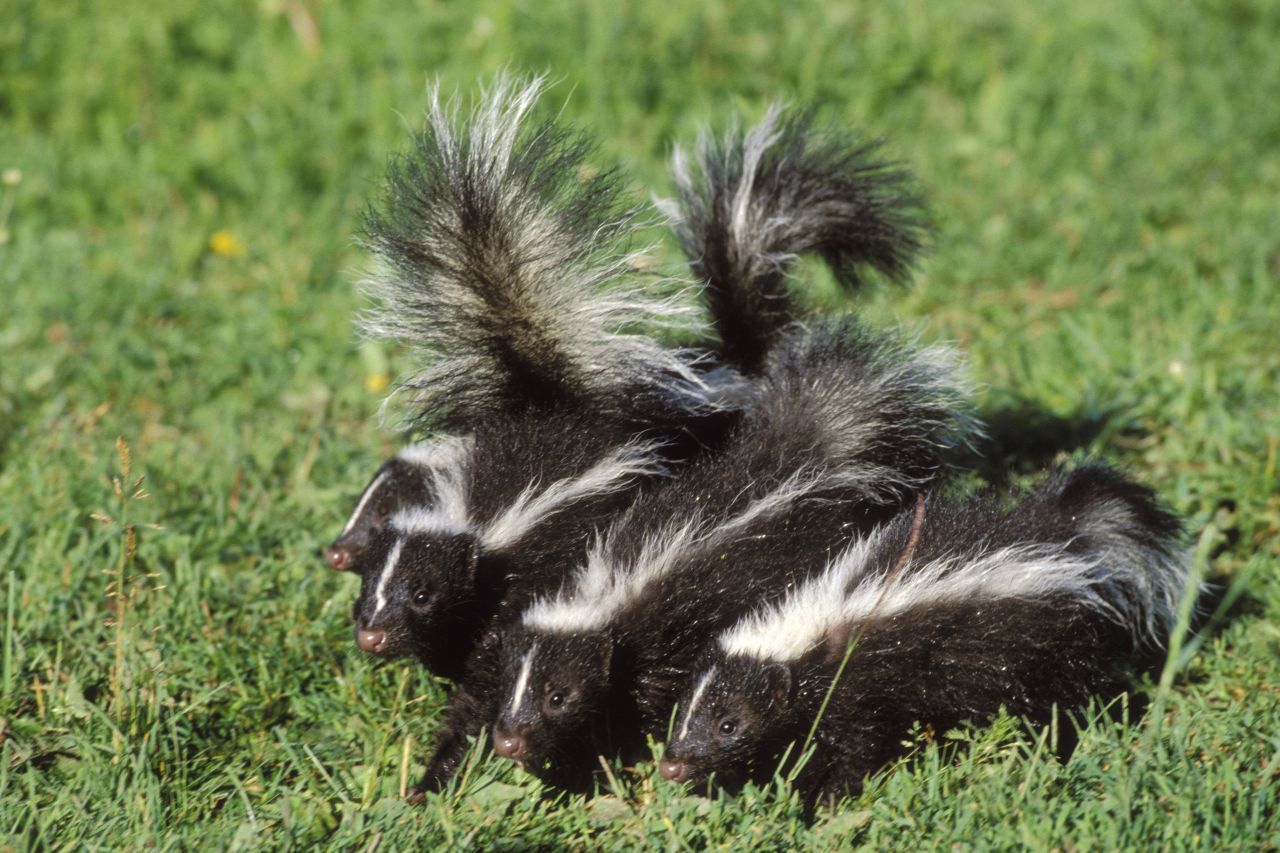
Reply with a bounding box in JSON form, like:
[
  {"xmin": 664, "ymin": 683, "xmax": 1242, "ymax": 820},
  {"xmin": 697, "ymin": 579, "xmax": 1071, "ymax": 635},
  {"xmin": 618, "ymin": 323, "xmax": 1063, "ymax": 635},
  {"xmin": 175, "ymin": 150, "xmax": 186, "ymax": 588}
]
[
  {"xmin": 678, "ymin": 665, "xmax": 718, "ymax": 740},
  {"xmin": 341, "ymin": 471, "xmax": 390, "ymax": 537},
  {"xmin": 372, "ymin": 538, "xmax": 405, "ymax": 619},
  {"xmin": 664, "ymin": 655, "xmax": 783, "ymax": 787},
  {"xmin": 353, "ymin": 525, "xmax": 481, "ymax": 666},
  {"xmin": 508, "ymin": 642, "xmax": 540, "ymax": 716},
  {"xmin": 494, "ymin": 628, "xmax": 615, "ymax": 767}
]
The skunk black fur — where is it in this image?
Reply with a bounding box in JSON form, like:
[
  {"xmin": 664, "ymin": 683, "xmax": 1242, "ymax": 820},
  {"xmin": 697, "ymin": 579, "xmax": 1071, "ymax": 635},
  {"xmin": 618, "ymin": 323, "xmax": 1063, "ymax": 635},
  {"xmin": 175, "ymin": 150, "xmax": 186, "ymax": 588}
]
[
  {"xmin": 490, "ymin": 317, "xmax": 975, "ymax": 791},
  {"xmin": 660, "ymin": 464, "xmax": 1190, "ymax": 801}
]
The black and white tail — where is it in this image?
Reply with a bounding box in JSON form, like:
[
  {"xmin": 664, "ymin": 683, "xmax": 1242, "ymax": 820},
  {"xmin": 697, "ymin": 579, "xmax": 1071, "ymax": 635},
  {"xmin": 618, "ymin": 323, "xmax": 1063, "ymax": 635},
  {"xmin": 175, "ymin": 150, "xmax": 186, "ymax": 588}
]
[
  {"xmin": 660, "ymin": 105, "xmax": 927, "ymax": 373},
  {"xmin": 361, "ymin": 75, "xmax": 708, "ymax": 429},
  {"xmin": 745, "ymin": 316, "xmax": 979, "ymax": 503}
]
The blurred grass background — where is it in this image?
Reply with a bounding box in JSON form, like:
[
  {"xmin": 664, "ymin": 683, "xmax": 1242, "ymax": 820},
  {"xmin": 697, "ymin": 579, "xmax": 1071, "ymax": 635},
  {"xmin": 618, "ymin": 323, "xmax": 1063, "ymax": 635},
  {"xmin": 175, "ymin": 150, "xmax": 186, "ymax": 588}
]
[{"xmin": 1, "ymin": 0, "xmax": 1278, "ymax": 847}]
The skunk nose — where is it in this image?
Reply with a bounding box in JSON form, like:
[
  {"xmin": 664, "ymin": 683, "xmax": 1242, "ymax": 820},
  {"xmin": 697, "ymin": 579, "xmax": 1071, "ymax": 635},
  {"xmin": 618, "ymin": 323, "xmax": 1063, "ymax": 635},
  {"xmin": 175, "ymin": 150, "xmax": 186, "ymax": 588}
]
[
  {"xmin": 356, "ymin": 628, "xmax": 387, "ymax": 653},
  {"xmin": 659, "ymin": 759, "xmax": 689, "ymax": 782},
  {"xmin": 326, "ymin": 544, "xmax": 353, "ymax": 571},
  {"xmin": 492, "ymin": 728, "xmax": 527, "ymax": 761}
]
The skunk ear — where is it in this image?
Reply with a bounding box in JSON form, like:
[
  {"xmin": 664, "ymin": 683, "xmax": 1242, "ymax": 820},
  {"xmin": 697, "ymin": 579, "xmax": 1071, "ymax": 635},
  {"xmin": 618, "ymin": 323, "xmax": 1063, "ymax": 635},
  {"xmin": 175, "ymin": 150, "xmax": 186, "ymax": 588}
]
[{"xmin": 763, "ymin": 663, "xmax": 793, "ymax": 712}]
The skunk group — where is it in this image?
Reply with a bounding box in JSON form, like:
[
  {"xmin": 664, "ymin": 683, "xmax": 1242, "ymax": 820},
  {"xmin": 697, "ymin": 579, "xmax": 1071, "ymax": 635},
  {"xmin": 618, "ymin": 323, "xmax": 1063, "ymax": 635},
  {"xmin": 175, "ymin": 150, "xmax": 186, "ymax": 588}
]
[{"xmin": 324, "ymin": 77, "xmax": 1191, "ymax": 802}]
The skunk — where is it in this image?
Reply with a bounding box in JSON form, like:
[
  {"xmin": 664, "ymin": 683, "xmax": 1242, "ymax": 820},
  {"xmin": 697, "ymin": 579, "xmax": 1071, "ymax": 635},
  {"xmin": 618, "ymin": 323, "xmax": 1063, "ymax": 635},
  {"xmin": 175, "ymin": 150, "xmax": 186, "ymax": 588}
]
[
  {"xmin": 659, "ymin": 464, "xmax": 1190, "ymax": 801},
  {"xmin": 347, "ymin": 76, "xmax": 739, "ymax": 791},
  {"xmin": 345, "ymin": 85, "xmax": 934, "ymax": 793},
  {"xmin": 489, "ymin": 318, "xmax": 975, "ymax": 790},
  {"xmin": 351, "ymin": 419, "xmax": 675, "ymax": 674},
  {"xmin": 324, "ymin": 437, "xmax": 473, "ymax": 572}
]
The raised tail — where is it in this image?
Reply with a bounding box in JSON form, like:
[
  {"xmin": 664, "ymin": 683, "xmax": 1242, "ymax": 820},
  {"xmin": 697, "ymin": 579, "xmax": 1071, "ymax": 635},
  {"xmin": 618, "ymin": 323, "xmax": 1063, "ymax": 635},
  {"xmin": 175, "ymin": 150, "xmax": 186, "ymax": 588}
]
[
  {"xmin": 361, "ymin": 75, "xmax": 709, "ymax": 429},
  {"xmin": 660, "ymin": 105, "xmax": 927, "ymax": 373}
]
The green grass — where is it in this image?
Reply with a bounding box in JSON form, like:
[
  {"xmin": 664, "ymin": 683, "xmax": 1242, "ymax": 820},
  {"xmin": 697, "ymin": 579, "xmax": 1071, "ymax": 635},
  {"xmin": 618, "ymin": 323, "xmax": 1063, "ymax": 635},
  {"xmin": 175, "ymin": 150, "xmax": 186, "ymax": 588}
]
[{"xmin": 2, "ymin": 0, "xmax": 1279, "ymax": 847}]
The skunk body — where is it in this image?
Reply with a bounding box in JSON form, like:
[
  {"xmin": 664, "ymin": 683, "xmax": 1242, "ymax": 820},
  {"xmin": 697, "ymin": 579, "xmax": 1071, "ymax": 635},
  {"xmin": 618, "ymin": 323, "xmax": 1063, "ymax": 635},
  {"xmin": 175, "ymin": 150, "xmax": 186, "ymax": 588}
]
[
  {"xmin": 660, "ymin": 464, "xmax": 1190, "ymax": 800},
  {"xmin": 490, "ymin": 318, "xmax": 974, "ymax": 790},
  {"xmin": 325, "ymin": 437, "xmax": 472, "ymax": 572}
]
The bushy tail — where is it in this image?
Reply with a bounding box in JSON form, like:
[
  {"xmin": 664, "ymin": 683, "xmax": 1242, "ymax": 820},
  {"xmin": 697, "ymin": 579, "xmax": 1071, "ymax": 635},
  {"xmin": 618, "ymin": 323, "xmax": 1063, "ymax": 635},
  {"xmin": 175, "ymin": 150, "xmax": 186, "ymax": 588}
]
[
  {"xmin": 660, "ymin": 105, "xmax": 927, "ymax": 373},
  {"xmin": 361, "ymin": 75, "xmax": 708, "ymax": 429},
  {"xmin": 746, "ymin": 317, "xmax": 980, "ymax": 503}
]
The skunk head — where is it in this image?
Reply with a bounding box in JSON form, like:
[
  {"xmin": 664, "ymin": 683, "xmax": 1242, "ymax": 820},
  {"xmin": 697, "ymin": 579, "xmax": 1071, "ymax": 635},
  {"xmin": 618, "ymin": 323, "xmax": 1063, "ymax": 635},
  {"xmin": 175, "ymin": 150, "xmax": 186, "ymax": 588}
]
[
  {"xmin": 350, "ymin": 524, "xmax": 480, "ymax": 666},
  {"xmin": 491, "ymin": 627, "xmax": 614, "ymax": 769},
  {"xmin": 326, "ymin": 456, "xmax": 433, "ymax": 572},
  {"xmin": 660, "ymin": 651, "xmax": 795, "ymax": 789}
]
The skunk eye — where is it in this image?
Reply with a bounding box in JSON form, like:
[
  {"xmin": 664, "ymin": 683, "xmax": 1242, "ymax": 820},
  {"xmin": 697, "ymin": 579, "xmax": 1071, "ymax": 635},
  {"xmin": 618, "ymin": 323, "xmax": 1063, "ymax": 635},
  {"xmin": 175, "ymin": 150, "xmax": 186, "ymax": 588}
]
[
  {"xmin": 718, "ymin": 719, "xmax": 737, "ymax": 737},
  {"xmin": 548, "ymin": 691, "xmax": 566, "ymax": 709},
  {"xmin": 412, "ymin": 590, "xmax": 431, "ymax": 606}
]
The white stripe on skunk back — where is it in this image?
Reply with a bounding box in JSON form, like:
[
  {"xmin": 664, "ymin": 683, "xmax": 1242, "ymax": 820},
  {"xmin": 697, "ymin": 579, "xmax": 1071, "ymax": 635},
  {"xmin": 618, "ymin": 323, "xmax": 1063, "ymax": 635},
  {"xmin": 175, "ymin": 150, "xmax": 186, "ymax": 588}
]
[
  {"xmin": 791, "ymin": 336, "xmax": 981, "ymax": 479},
  {"xmin": 388, "ymin": 449, "xmax": 475, "ymax": 537},
  {"xmin": 522, "ymin": 466, "xmax": 857, "ymax": 633},
  {"xmin": 522, "ymin": 514, "xmax": 707, "ymax": 633},
  {"xmin": 719, "ymin": 529, "xmax": 1190, "ymax": 663},
  {"xmin": 480, "ymin": 439, "xmax": 672, "ymax": 552}
]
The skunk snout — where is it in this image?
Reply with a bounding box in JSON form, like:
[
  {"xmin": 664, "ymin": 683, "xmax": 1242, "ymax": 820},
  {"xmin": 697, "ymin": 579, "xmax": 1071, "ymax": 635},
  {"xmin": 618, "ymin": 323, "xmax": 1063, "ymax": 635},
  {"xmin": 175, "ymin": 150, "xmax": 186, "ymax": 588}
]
[
  {"xmin": 658, "ymin": 758, "xmax": 690, "ymax": 783},
  {"xmin": 326, "ymin": 543, "xmax": 354, "ymax": 571},
  {"xmin": 492, "ymin": 727, "xmax": 528, "ymax": 761},
  {"xmin": 356, "ymin": 628, "xmax": 388, "ymax": 654}
]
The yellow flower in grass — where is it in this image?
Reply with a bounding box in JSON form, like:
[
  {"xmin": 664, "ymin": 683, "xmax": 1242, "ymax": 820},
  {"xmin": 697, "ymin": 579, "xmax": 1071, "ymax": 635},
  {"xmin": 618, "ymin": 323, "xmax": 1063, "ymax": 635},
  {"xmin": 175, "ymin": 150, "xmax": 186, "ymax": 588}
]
[
  {"xmin": 365, "ymin": 372, "xmax": 390, "ymax": 392},
  {"xmin": 209, "ymin": 229, "xmax": 246, "ymax": 258}
]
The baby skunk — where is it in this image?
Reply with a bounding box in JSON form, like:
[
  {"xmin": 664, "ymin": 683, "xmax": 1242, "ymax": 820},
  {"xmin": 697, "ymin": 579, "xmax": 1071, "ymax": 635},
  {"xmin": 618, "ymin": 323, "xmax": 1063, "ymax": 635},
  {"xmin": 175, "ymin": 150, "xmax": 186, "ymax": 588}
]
[
  {"xmin": 324, "ymin": 438, "xmax": 472, "ymax": 572},
  {"xmin": 659, "ymin": 464, "xmax": 1190, "ymax": 801},
  {"xmin": 348, "ymin": 89, "xmax": 932, "ymax": 793},
  {"xmin": 489, "ymin": 317, "xmax": 975, "ymax": 791}
]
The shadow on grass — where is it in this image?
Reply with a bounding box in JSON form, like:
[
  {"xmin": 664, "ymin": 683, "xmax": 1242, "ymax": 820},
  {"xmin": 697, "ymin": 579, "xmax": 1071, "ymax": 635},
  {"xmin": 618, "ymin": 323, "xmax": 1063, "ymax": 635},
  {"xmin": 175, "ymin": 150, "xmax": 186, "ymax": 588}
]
[
  {"xmin": 963, "ymin": 398, "xmax": 1264, "ymax": 636},
  {"xmin": 955, "ymin": 396, "xmax": 1131, "ymax": 485}
]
